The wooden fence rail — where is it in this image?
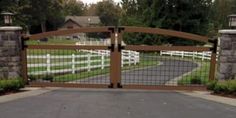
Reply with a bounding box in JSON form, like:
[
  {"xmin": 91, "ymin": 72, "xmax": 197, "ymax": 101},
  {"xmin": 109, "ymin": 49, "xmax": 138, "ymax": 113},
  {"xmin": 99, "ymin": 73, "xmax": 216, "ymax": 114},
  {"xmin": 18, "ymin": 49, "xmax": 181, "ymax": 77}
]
[
  {"xmin": 27, "ymin": 50, "xmax": 140, "ymax": 75},
  {"xmin": 160, "ymin": 51, "xmax": 218, "ymax": 60}
]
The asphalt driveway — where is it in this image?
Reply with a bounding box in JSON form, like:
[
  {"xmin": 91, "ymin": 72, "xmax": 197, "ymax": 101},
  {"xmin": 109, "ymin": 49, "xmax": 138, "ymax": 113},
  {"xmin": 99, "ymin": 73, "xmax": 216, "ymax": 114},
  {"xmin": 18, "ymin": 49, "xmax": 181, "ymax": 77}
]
[
  {"xmin": 71, "ymin": 59, "xmax": 198, "ymax": 85},
  {"xmin": 0, "ymin": 89, "xmax": 235, "ymax": 118}
]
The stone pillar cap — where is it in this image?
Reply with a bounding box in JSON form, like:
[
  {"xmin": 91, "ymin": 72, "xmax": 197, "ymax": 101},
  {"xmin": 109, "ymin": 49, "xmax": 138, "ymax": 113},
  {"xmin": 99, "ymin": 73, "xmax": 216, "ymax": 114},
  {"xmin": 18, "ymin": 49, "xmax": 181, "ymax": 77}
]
[
  {"xmin": 219, "ymin": 29, "xmax": 236, "ymax": 34},
  {"xmin": 0, "ymin": 26, "xmax": 22, "ymax": 31}
]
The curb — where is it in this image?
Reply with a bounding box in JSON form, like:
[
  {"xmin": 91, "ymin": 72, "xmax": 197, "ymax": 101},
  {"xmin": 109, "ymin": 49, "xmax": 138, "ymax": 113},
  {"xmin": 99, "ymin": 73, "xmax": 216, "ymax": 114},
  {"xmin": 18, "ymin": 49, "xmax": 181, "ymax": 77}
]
[
  {"xmin": 178, "ymin": 91, "xmax": 236, "ymax": 107},
  {"xmin": 0, "ymin": 87, "xmax": 55, "ymax": 104}
]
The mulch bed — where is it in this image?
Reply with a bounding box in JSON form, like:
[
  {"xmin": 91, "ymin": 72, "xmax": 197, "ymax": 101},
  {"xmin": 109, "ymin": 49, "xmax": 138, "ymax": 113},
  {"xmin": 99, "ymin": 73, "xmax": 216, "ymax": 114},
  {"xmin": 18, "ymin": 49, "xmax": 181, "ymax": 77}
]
[
  {"xmin": 211, "ymin": 93, "xmax": 236, "ymax": 99},
  {"xmin": 0, "ymin": 90, "xmax": 28, "ymax": 96}
]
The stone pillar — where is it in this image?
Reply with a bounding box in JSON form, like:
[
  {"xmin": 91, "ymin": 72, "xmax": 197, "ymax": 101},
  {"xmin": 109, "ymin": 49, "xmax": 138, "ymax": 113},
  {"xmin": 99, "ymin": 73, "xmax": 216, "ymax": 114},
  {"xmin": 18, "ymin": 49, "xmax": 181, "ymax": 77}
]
[
  {"xmin": 0, "ymin": 26, "xmax": 22, "ymax": 79},
  {"xmin": 218, "ymin": 30, "xmax": 236, "ymax": 80}
]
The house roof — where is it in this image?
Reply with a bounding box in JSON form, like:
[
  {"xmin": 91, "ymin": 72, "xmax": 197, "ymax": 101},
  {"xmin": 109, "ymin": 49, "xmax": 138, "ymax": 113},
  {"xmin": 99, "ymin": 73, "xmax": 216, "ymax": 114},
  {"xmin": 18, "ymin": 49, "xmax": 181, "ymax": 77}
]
[{"xmin": 65, "ymin": 16, "xmax": 101, "ymax": 27}]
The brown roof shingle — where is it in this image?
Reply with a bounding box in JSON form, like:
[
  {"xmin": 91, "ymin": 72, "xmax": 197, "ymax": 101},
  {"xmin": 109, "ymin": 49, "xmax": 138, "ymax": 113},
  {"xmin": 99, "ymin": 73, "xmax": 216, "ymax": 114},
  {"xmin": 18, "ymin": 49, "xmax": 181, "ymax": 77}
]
[{"xmin": 65, "ymin": 16, "xmax": 101, "ymax": 27}]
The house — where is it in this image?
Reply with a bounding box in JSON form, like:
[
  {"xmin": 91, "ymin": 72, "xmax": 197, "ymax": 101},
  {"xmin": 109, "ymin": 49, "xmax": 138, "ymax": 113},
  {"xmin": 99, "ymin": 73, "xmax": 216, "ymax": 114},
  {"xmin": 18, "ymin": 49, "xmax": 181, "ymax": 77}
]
[
  {"xmin": 60, "ymin": 16, "xmax": 101, "ymax": 30},
  {"xmin": 58, "ymin": 16, "xmax": 101, "ymax": 40}
]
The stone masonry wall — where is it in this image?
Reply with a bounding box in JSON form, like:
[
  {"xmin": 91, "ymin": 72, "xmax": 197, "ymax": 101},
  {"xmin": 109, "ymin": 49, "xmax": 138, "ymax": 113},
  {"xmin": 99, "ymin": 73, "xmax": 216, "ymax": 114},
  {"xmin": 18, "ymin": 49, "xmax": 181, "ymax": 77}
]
[
  {"xmin": 0, "ymin": 27, "xmax": 22, "ymax": 79},
  {"xmin": 218, "ymin": 30, "xmax": 236, "ymax": 80}
]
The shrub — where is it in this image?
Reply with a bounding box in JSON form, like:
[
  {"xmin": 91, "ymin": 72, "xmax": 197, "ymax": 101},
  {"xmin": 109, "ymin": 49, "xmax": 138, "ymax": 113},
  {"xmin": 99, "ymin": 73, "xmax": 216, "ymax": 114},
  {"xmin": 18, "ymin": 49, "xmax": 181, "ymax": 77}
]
[
  {"xmin": 207, "ymin": 80, "xmax": 236, "ymax": 95},
  {"xmin": 190, "ymin": 76, "xmax": 202, "ymax": 85},
  {"xmin": 213, "ymin": 82, "xmax": 228, "ymax": 94},
  {"xmin": 42, "ymin": 75, "xmax": 54, "ymax": 82},
  {"xmin": 227, "ymin": 80, "xmax": 236, "ymax": 94},
  {"xmin": 206, "ymin": 80, "xmax": 217, "ymax": 90},
  {"xmin": 28, "ymin": 75, "xmax": 37, "ymax": 81},
  {"xmin": 0, "ymin": 78, "xmax": 25, "ymax": 94}
]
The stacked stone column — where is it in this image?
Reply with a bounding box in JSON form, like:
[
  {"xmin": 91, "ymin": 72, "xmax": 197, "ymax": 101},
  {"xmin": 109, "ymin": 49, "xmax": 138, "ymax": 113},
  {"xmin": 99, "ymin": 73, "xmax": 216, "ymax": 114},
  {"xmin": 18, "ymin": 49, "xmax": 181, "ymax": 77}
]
[
  {"xmin": 218, "ymin": 30, "xmax": 236, "ymax": 80},
  {"xmin": 0, "ymin": 26, "xmax": 22, "ymax": 79}
]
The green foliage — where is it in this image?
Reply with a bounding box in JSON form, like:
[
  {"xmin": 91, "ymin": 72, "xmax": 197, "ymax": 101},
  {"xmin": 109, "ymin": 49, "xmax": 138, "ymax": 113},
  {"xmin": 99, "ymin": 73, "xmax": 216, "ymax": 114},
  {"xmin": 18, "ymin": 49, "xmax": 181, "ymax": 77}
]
[
  {"xmin": 190, "ymin": 76, "xmax": 202, "ymax": 85},
  {"xmin": 1, "ymin": 0, "xmax": 236, "ymax": 41},
  {"xmin": 177, "ymin": 62, "xmax": 209, "ymax": 85},
  {"xmin": 28, "ymin": 75, "xmax": 37, "ymax": 81},
  {"xmin": 207, "ymin": 80, "xmax": 236, "ymax": 95},
  {"xmin": 63, "ymin": 0, "xmax": 85, "ymax": 16},
  {"xmin": 206, "ymin": 80, "xmax": 217, "ymax": 90},
  {"xmin": 0, "ymin": 79, "xmax": 25, "ymax": 94},
  {"xmin": 213, "ymin": 81, "xmax": 228, "ymax": 94},
  {"xmin": 120, "ymin": 0, "xmax": 215, "ymax": 46},
  {"xmin": 41, "ymin": 75, "xmax": 54, "ymax": 82},
  {"xmin": 95, "ymin": 0, "xmax": 121, "ymax": 26}
]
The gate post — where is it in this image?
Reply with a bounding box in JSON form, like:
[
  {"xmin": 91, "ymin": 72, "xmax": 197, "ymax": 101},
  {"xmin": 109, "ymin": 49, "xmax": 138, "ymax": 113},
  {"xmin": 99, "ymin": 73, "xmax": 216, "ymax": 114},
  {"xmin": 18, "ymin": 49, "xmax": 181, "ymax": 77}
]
[
  {"xmin": 218, "ymin": 30, "xmax": 236, "ymax": 80},
  {"xmin": 0, "ymin": 26, "xmax": 23, "ymax": 80}
]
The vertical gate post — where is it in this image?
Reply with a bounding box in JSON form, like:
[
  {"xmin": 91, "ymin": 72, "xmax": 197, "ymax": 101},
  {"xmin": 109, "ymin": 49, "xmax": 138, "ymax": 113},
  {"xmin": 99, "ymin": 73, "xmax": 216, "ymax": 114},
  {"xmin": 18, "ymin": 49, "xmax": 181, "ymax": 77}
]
[
  {"xmin": 209, "ymin": 38, "xmax": 218, "ymax": 81},
  {"xmin": 0, "ymin": 26, "xmax": 23, "ymax": 80},
  {"xmin": 218, "ymin": 30, "xmax": 236, "ymax": 80},
  {"xmin": 109, "ymin": 27, "xmax": 116, "ymax": 88}
]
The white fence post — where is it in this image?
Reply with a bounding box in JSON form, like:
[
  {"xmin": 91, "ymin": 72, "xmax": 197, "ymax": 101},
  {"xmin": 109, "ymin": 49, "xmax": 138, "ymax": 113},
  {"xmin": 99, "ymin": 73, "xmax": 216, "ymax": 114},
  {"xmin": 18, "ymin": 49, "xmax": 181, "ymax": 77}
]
[
  {"xmin": 72, "ymin": 54, "xmax": 75, "ymax": 74},
  {"xmin": 202, "ymin": 52, "xmax": 205, "ymax": 61},
  {"xmin": 170, "ymin": 51, "xmax": 173, "ymax": 57},
  {"xmin": 193, "ymin": 52, "xmax": 195, "ymax": 60},
  {"xmin": 181, "ymin": 51, "xmax": 184, "ymax": 58},
  {"xmin": 121, "ymin": 51, "xmax": 124, "ymax": 67},
  {"xmin": 87, "ymin": 53, "xmax": 91, "ymax": 71},
  {"xmin": 46, "ymin": 54, "xmax": 50, "ymax": 73},
  {"xmin": 101, "ymin": 54, "xmax": 104, "ymax": 69},
  {"xmin": 128, "ymin": 51, "xmax": 131, "ymax": 66}
]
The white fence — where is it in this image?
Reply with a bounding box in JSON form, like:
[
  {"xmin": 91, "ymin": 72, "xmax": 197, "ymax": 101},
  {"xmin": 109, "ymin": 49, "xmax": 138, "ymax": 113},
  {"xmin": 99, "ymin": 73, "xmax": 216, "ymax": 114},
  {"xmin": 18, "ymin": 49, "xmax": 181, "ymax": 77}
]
[
  {"xmin": 160, "ymin": 51, "xmax": 213, "ymax": 60},
  {"xmin": 28, "ymin": 50, "xmax": 140, "ymax": 75}
]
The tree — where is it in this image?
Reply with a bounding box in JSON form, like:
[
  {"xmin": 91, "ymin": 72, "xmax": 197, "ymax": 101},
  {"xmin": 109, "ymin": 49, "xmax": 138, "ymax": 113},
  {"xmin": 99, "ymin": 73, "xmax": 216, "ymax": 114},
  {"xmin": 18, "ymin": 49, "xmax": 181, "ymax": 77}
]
[
  {"xmin": 95, "ymin": 0, "xmax": 121, "ymax": 26},
  {"xmin": 121, "ymin": 0, "xmax": 213, "ymax": 46},
  {"xmin": 62, "ymin": 0, "xmax": 85, "ymax": 16}
]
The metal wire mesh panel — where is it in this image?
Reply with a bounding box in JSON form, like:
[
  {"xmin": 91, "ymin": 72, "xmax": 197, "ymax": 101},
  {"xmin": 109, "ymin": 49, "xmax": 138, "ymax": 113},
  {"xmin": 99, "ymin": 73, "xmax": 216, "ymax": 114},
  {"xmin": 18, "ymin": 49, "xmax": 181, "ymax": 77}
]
[
  {"xmin": 121, "ymin": 51, "xmax": 211, "ymax": 86},
  {"xmin": 27, "ymin": 49, "xmax": 111, "ymax": 85}
]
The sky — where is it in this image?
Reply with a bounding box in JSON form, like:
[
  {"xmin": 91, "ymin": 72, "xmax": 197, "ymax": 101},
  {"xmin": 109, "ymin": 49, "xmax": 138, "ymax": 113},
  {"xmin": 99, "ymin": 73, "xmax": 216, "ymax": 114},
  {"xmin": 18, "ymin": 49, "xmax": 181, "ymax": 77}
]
[{"xmin": 80, "ymin": 0, "xmax": 121, "ymax": 4}]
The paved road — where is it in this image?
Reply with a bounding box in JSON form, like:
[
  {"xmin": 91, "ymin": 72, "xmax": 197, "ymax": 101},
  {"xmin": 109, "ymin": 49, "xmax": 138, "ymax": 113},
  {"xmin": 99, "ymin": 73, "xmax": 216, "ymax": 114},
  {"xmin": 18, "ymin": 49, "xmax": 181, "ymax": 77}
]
[
  {"xmin": 71, "ymin": 59, "xmax": 198, "ymax": 85},
  {"xmin": 0, "ymin": 89, "xmax": 235, "ymax": 118}
]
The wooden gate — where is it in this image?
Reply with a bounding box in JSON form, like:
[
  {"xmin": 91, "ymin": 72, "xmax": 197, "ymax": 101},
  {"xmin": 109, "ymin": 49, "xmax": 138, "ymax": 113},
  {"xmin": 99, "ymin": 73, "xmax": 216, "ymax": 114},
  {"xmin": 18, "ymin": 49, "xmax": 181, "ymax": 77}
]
[{"xmin": 21, "ymin": 26, "xmax": 217, "ymax": 90}]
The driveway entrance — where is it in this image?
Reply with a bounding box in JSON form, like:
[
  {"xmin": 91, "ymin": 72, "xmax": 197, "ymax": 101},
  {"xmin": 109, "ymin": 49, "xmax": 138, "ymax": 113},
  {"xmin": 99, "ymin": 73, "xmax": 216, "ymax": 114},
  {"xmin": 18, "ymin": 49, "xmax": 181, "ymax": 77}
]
[
  {"xmin": 0, "ymin": 89, "xmax": 235, "ymax": 118},
  {"xmin": 22, "ymin": 26, "xmax": 217, "ymax": 90}
]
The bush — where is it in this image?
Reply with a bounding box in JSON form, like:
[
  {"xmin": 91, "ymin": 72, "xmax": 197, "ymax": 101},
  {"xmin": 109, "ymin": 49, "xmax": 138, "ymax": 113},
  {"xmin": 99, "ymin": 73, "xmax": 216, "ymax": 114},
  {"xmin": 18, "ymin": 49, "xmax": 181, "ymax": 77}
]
[
  {"xmin": 227, "ymin": 80, "xmax": 236, "ymax": 94},
  {"xmin": 207, "ymin": 80, "xmax": 236, "ymax": 95},
  {"xmin": 41, "ymin": 75, "xmax": 54, "ymax": 82},
  {"xmin": 190, "ymin": 76, "xmax": 202, "ymax": 85},
  {"xmin": 214, "ymin": 82, "xmax": 228, "ymax": 94},
  {"xmin": 0, "ymin": 78, "xmax": 25, "ymax": 94},
  {"xmin": 206, "ymin": 80, "xmax": 217, "ymax": 90},
  {"xmin": 28, "ymin": 75, "xmax": 37, "ymax": 81}
]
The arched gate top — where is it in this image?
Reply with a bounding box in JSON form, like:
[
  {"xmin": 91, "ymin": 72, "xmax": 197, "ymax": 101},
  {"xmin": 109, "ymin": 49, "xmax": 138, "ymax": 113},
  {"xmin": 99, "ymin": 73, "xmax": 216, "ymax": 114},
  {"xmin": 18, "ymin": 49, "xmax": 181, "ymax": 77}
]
[
  {"xmin": 23, "ymin": 26, "xmax": 209, "ymax": 43},
  {"xmin": 121, "ymin": 26, "xmax": 209, "ymax": 43},
  {"xmin": 24, "ymin": 27, "xmax": 113, "ymax": 40}
]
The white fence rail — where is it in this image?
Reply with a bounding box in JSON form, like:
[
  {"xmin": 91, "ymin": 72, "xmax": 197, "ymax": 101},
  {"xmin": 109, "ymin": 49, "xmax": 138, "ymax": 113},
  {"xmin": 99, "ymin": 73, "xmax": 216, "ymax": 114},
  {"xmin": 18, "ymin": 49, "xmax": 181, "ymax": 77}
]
[
  {"xmin": 28, "ymin": 50, "xmax": 140, "ymax": 75},
  {"xmin": 160, "ymin": 51, "xmax": 215, "ymax": 60}
]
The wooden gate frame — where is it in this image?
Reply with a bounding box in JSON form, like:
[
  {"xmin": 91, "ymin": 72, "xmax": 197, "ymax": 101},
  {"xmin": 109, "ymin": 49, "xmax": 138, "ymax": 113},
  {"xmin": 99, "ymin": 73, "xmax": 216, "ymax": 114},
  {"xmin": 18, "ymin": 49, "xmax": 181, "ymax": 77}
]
[
  {"xmin": 114, "ymin": 26, "xmax": 217, "ymax": 90},
  {"xmin": 21, "ymin": 27, "xmax": 117, "ymax": 88},
  {"xmin": 21, "ymin": 26, "xmax": 218, "ymax": 90}
]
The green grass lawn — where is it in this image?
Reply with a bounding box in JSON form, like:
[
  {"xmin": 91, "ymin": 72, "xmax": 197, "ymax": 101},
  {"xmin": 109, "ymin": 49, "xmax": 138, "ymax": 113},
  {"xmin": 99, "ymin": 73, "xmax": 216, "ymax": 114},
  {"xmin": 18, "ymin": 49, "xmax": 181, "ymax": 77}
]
[
  {"xmin": 177, "ymin": 61, "xmax": 210, "ymax": 85},
  {"xmin": 26, "ymin": 38, "xmax": 78, "ymax": 45},
  {"xmin": 53, "ymin": 57, "xmax": 159, "ymax": 82},
  {"xmin": 29, "ymin": 54, "xmax": 159, "ymax": 82}
]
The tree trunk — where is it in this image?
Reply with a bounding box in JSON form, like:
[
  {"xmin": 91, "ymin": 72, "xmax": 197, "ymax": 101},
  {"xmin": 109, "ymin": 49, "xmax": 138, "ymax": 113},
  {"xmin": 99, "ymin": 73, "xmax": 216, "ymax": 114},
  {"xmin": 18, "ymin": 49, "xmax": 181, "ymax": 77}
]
[{"xmin": 41, "ymin": 21, "xmax": 46, "ymax": 32}]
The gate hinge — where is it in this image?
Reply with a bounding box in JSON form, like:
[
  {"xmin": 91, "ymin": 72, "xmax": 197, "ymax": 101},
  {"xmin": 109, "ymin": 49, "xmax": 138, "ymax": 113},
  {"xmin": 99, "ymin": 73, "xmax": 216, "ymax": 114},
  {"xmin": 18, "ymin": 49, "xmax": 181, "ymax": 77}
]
[
  {"xmin": 108, "ymin": 44, "xmax": 115, "ymax": 52},
  {"xmin": 118, "ymin": 27, "xmax": 125, "ymax": 33},
  {"xmin": 108, "ymin": 27, "xmax": 115, "ymax": 33},
  {"xmin": 117, "ymin": 83, "xmax": 123, "ymax": 88},
  {"xmin": 118, "ymin": 44, "xmax": 125, "ymax": 52},
  {"xmin": 21, "ymin": 36, "xmax": 29, "ymax": 50},
  {"xmin": 108, "ymin": 83, "xmax": 114, "ymax": 88},
  {"xmin": 209, "ymin": 38, "xmax": 218, "ymax": 53}
]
